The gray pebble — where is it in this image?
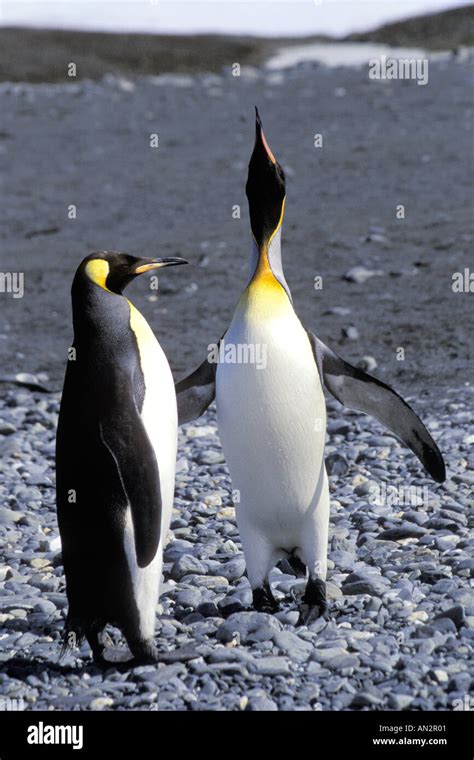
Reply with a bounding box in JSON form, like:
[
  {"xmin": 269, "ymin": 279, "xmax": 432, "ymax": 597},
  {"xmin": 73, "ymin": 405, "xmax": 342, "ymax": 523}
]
[
  {"xmin": 342, "ymin": 581, "xmax": 383, "ymax": 597},
  {"xmin": 250, "ymin": 657, "xmax": 291, "ymax": 676},
  {"xmin": 218, "ymin": 557, "xmax": 246, "ymax": 582},
  {"xmin": 272, "ymin": 630, "xmax": 313, "ymax": 662},
  {"xmin": 435, "ymin": 536, "xmax": 461, "ymax": 552},
  {"xmin": 216, "ymin": 611, "xmax": 282, "ymax": 644},
  {"xmin": 326, "ymin": 654, "xmax": 360, "ymax": 670},
  {"xmin": 0, "ymin": 507, "xmax": 24, "ymax": 525},
  {"xmin": 357, "ymin": 356, "xmax": 378, "ymax": 372},
  {"xmin": 171, "ymin": 554, "xmax": 207, "ymax": 580},
  {"xmin": 196, "ymin": 450, "xmax": 225, "ymax": 465},
  {"xmin": 388, "ymin": 693, "xmax": 414, "ymax": 710},
  {"xmin": 342, "ymin": 325, "xmax": 360, "ymax": 341},
  {"xmin": 175, "ymin": 589, "xmax": 202, "ymax": 609},
  {"xmin": 0, "ymin": 421, "xmax": 17, "ymax": 435},
  {"xmin": 344, "ymin": 266, "xmax": 383, "ymax": 284},
  {"xmin": 33, "ymin": 599, "xmax": 57, "ymax": 616},
  {"xmin": 246, "ymin": 696, "xmax": 278, "ymax": 711}
]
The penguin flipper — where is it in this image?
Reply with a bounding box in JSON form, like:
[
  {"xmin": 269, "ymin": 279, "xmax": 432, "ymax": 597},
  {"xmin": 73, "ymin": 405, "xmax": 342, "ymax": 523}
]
[
  {"xmin": 307, "ymin": 331, "xmax": 446, "ymax": 483},
  {"xmin": 175, "ymin": 357, "xmax": 216, "ymax": 425},
  {"xmin": 99, "ymin": 391, "xmax": 162, "ymax": 568}
]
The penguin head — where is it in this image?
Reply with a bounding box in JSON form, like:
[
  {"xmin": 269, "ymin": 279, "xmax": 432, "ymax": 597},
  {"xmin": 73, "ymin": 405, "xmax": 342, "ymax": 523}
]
[
  {"xmin": 79, "ymin": 251, "xmax": 188, "ymax": 295},
  {"xmin": 245, "ymin": 107, "xmax": 286, "ymax": 251}
]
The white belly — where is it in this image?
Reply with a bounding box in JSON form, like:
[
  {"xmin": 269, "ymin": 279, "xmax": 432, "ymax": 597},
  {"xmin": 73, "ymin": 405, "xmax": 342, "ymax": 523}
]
[
  {"xmin": 140, "ymin": 337, "xmax": 177, "ymax": 542},
  {"xmin": 216, "ymin": 306, "xmax": 327, "ymax": 547},
  {"xmin": 124, "ymin": 303, "xmax": 177, "ymax": 638}
]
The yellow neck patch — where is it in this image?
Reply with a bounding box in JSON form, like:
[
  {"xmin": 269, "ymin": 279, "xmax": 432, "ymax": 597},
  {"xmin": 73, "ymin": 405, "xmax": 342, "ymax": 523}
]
[
  {"xmin": 85, "ymin": 259, "xmax": 111, "ymax": 292},
  {"xmin": 128, "ymin": 300, "xmax": 157, "ymax": 371},
  {"xmin": 250, "ymin": 196, "xmax": 286, "ymax": 282},
  {"xmin": 240, "ymin": 197, "xmax": 289, "ymax": 318}
]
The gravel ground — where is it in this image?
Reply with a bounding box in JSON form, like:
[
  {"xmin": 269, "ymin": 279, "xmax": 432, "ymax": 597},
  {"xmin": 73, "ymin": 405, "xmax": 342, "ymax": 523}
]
[{"xmin": 0, "ymin": 386, "xmax": 472, "ymax": 711}]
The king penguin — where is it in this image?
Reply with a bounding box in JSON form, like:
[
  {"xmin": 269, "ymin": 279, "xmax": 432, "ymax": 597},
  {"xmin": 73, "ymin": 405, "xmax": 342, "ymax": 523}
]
[
  {"xmin": 56, "ymin": 250, "xmax": 187, "ymax": 663},
  {"xmin": 175, "ymin": 109, "xmax": 446, "ymax": 625}
]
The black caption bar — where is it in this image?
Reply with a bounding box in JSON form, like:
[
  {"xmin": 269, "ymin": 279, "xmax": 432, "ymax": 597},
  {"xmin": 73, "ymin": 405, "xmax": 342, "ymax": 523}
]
[{"xmin": 0, "ymin": 709, "xmax": 471, "ymax": 758}]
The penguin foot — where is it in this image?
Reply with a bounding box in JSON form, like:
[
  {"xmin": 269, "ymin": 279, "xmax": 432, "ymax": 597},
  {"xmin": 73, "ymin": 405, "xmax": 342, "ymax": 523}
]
[
  {"xmin": 297, "ymin": 578, "xmax": 327, "ymax": 626},
  {"xmin": 86, "ymin": 628, "xmax": 107, "ymax": 666},
  {"xmin": 90, "ymin": 651, "xmax": 109, "ymax": 668},
  {"xmin": 297, "ymin": 604, "xmax": 327, "ymax": 626},
  {"xmin": 252, "ymin": 581, "xmax": 279, "ymax": 614},
  {"xmin": 129, "ymin": 640, "xmax": 160, "ymax": 665}
]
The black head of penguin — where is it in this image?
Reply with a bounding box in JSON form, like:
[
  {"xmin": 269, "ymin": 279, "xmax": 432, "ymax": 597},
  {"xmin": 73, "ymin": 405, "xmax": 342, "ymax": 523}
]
[
  {"xmin": 74, "ymin": 250, "xmax": 188, "ymax": 295},
  {"xmin": 245, "ymin": 107, "xmax": 286, "ymax": 250}
]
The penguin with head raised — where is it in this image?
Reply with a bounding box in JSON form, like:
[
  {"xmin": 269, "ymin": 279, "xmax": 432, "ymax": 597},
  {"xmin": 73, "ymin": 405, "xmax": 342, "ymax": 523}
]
[
  {"xmin": 56, "ymin": 250, "xmax": 187, "ymax": 663},
  {"xmin": 175, "ymin": 109, "xmax": 445, "ymax": 624}
]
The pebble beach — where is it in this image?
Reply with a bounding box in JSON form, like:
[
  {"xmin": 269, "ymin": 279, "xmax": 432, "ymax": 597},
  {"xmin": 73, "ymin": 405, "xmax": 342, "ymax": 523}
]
[
  {"xmin": 0, "ymin": 385, "xmax": 472, "ymax": 711},
  {"xmin": 0, "ymin": 11, "xmax": 473, "ymax": 713}
]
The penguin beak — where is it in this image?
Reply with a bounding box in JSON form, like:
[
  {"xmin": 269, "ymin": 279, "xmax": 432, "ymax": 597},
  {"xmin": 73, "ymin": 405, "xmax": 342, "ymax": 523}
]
[
  {"xmin": 134, "ymin": 257, "xmax": 188, "ymax": 275},
  {"xmin": 255, "ymin": 106, "xmax": 277, "ymax": 165},
  {"xmin": 246, "ymin": 108, "xmax": 286, "ymax": 250}
]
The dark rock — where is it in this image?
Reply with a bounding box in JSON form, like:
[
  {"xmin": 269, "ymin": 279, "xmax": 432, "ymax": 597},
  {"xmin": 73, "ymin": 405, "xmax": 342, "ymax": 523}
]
[
  {"xmin": 434, "ymin": 605, "xmax": 465, "ymax": 630},
  {"xmin": 326, "ymin": 452, "xmax": 350, "ymax": 476},
  {"xmin": 378, "ymin": 524, "xmax": 426, "ymax": 541},
  {"xmin": 351, "ymin": 692, "xmax": 384, "ymax": 708},
  {"xmin": 196, "ymin": 602, "xmax": 220, "ymax": 618},
  {"xmin": 328, "ymin": 420, "xmax": 351, "ymax": 436}
]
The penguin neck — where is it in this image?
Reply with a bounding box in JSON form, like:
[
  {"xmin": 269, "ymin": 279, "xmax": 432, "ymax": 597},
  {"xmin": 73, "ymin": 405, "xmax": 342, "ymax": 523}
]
[
  {"xmin": 246, "ymin": 227, "xmax": 292, "ymax": 301},
  {"xmin": 71, "ymin": 276, "xmax": 129, "ymax": 343},
  {"xmin": 236, "ymin": 227, "xmax": 293, "ymax": 322}
]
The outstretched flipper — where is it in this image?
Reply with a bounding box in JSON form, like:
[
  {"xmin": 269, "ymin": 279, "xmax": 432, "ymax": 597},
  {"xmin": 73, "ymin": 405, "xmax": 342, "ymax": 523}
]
[
  {"xmin": 175, "ymin": 356, "xmax": 217, "ymax": 425},
  {"xmin": 307, "ymin": 331, "xmax": 446, "ymax": 483}
]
